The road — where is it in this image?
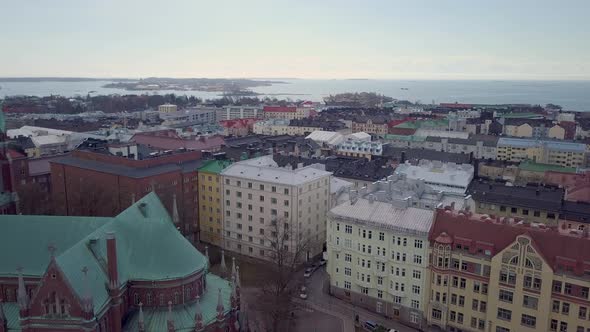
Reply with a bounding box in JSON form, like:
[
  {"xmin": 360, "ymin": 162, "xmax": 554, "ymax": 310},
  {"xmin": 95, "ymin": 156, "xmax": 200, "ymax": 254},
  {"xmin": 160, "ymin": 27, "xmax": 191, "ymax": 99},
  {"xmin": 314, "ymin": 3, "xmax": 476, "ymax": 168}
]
[{"xmin": 302, "ymin": 265, "xmax": 421, "ymax": 332}]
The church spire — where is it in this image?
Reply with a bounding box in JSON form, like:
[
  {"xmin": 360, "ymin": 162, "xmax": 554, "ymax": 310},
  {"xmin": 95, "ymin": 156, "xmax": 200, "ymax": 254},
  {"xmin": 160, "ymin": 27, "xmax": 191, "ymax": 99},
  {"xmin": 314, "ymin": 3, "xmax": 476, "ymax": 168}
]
[
  {"xmin": 220, "ymin": 250, "xmax": 227, "ymax": 276},
  {"xmin": 231, "ymin": 257, "xmax": 236, "ymax": 280},
  {"xmin": 194, "ymin": 295, "xmax": 203, "ymax": 331},
  {"xmin": 0, "ymin": 298, "xmax": 6, "ymax": 325},
  {"xmin": 81, "ymin": 266, "xmax": 94, "ymax": 314},
  {"xmin": 216, "ymin": 288, "xmax": 224, "ymax": 321},
  {"xmin": 138, "ymin": 302, "xmax": 145, "ymax": 332},
  {"xmin": 172, "ymin": 194, "xmax": 179, "ymax": 225},
  {"xmin": 204, "ymin": 246, "xmax": 210, "ymax": 266},
  {"xmin": 166, "ymin": 301, "xmax": 175, "ymax": 331},
  {"xmin": 17, "ymin": 267, "xmax": 29, "ymax": 311},
  {"xmin": 236, "ymin": 265, "xmax": 241, "ymax": 289}
]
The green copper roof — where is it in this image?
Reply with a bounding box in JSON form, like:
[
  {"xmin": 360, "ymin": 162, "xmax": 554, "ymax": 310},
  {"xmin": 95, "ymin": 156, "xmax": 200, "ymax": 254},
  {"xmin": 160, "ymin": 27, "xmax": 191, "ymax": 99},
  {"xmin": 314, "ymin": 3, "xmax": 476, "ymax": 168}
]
[
  {"xmin": 2, "ymin": 302, "xmax": 21, "ymax": 331},
  {"xmin": 0, "ymin": 215, "xmax": 111, "ymax": 277},
  {"xmin": 123, "ymin": 274, "xmax": 233, "ymax": 331},
  {"xmin": 0, "ymin": 192, "xmax": 210, "ymax": 317},
  {"xmin": 518, "ymin": 161, "xmax": 577, "ymax": 173},
  {"xmin": 500, "ymin": 112, "xmax": 543, "ymax": 119},
  {"xmin": 198, "ymin": 159, "xmax": 233, "ymax": 174},
  {"xmin": 393, "ymin": 119, "xmax": 448, "ymax": 129},
  {"xmin": 383, "ymin": 134, "xmax": 427, "ymax": 142}
]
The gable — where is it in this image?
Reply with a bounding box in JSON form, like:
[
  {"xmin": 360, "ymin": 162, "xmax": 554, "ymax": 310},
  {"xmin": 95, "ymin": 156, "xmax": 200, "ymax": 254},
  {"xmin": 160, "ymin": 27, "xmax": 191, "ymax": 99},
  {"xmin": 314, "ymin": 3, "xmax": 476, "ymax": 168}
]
[
  {"xmin": 496, "ymin": 235, "xmax": 549, "ymax": 273},
  {"xmin": 29, "ymin": 258, "xmax": 85, "ymax": 319}
]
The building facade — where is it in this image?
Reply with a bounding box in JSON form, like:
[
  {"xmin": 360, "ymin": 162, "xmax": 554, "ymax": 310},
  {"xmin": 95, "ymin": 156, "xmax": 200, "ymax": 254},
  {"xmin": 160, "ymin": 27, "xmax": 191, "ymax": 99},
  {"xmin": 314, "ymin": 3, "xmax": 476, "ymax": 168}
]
[
  {"xmin": 427, "ymin": 207, "xmax": 590, "ymax": 332},
  {"xmin": 497, "ymin": 138, "xmax": 587, "ymax": 168},
  {"xmin": 336, "ymin": 140, "xmax": 384, "ymax": 160},
  {"xmin": 220, "ymin": 156, "xmax": 331, "ymax": 262},
  {"xmin": 0, "ymin": 193, "xmax": 243, "ymax": 332},
  {"xmin": 216, "ymin": 106, "xmax": 263, "ymax": 121},
  {"xmin": 198, "ymin": 159, "xmax": 233, "ymax": 247},
  {"xmin": 263, "ymin": 106, "xmax": 310, "ymax": 120},
  {"xmin": 51, "ymin": 148, "xmax": 203, "ymax": 242},
  {"xmin": 327, "ymin": 195, "xmax": 433, "ymax": 330}
]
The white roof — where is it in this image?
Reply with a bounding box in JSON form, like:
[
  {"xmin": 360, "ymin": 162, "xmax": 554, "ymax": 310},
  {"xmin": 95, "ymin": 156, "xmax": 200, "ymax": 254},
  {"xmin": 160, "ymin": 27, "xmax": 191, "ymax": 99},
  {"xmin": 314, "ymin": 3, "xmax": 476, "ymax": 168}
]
[
  {"xmin": 347, "ymin": 132, "xmax": 371, "ymax": 141},
  {"xmin": 395, "ymin": 160, "xmax": 474, "ymax": 193},
  {"xmin": 330, "ymin": 199, "xmax": 434, "ymax": 234},
  {"xmin": 331, "ymin": 177, "xmax": 353, "ymax": 194},
  {"xmin": 221, "ymin": 155, "xmax": 332, "ymax": 185},
  {"xmin": 306, "ymin": 130, "xmax": 344, "ymax": 146},
  {"xmin": 7, "ymin": 125, "xmax": 73, "ymax": 138},
  {"xmin": 31, "ymin": 135, "xmax": 66, "ymax": 146}
]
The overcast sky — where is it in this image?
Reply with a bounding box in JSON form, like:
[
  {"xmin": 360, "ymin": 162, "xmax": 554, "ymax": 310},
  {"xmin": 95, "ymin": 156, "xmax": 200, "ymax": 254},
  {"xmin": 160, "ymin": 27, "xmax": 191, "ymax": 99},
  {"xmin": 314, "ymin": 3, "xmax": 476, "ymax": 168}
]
[{"xmin": 1, "ymin": 0, "xmax": 589, "ymax": 80}]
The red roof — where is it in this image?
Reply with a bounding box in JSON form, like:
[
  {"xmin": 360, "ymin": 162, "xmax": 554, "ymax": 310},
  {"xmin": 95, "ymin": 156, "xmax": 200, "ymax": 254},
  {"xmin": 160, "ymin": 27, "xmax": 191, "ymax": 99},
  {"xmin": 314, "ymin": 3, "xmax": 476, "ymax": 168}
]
[
  {"xmin": 429, "ymin": 209, "xmax": 590, "ymax": 275},
  {"xmin": 387, "ymin": 119, "xmax": 410, "ymax": 128},
  {"xmin": 440, "ymin": 103, "xmax": 473, "ymax": 109},
  {"xmin": 7, "ymin": 149, "xmax": 25, "ymax": 159},
  {"xmin": 219, "ymin": 118, "xmax": 260, "ymax": 129},
  {"xmin": 263, "ymin": 106, "xmax": 297, "ymax": 113}
]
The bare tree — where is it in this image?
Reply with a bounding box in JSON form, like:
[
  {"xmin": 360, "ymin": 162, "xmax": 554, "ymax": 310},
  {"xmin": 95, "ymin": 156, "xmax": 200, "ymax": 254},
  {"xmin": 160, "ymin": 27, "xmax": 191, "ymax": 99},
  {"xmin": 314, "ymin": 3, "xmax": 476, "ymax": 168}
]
[
  {"xmin": 259, "ymin": 217, "xmax": 312, "ymax": 331},
  {"xmin": 17, "ymin": 182, "xmax": 54, "ymax": 215}
]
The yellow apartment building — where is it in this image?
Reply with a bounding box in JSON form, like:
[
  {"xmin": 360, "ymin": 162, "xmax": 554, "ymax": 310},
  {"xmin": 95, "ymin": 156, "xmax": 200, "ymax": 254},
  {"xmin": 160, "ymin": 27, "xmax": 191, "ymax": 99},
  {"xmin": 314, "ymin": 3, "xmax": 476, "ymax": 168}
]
[{"xmin": 197, "ymin": 159, "xmax": 232, "ymax": 246}]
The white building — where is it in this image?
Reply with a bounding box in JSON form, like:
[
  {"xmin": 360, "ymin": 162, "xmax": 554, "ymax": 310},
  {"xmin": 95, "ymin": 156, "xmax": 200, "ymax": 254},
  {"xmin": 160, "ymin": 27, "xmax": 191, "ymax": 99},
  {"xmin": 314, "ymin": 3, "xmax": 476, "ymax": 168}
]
[
  {"xmin": 336, "ymin": 139, "xmax": 384, "ymax": 160},
  {"xmin": 305, "ymin": 130, "xmax": 344, "ymax": 147},
  {"xmin": 220, "ymin": 156, "xmax": 332, "ymax": 262},
  {"xmin": 216, "ymin": 106, "xmax": 264, "ymax": 121},
  {"xmin": 159, "ymin": 107, "xmax": 217, "ymax": 125},
  {"xmin": 327, "ymin": 193, "xmax": 433, "ymax": 329},
  {"xmin": 252, "ymin": 118, "xmax": 320, "ymax": 136},
  {"xmin": 394, "ymin": 160, "xmax": 474, "ymax": 195}
]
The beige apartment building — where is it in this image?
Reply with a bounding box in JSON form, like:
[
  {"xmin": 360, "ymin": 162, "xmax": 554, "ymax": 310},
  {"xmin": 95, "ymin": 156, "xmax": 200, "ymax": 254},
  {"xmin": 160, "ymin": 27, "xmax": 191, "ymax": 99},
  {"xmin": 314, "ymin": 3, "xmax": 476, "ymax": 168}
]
[
  {"xmin": 220, "ymin": 155, "xmax": 331, "ymax": 262},
  {"xmin": 427, "ymin": 208, "xmax": 590, "ymax": 332}
]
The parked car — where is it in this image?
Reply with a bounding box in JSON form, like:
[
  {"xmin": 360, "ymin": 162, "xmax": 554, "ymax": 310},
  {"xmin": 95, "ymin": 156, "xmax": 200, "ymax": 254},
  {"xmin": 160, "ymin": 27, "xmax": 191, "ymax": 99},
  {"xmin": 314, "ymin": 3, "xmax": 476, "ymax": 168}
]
[
  {"xmin": 363, "ymin": 320, "xmax": 377, "ymax": 331},
  {"xmin": 303, "ymin": 267, "xmax": 313, "ymax": 278},
  {"xmin": 299, "ymin": 285, "xmax": 308, "ymax": 299},
  {"xmin": 319, "ymin": 258, "xmax": 327, "ymax": 266}
]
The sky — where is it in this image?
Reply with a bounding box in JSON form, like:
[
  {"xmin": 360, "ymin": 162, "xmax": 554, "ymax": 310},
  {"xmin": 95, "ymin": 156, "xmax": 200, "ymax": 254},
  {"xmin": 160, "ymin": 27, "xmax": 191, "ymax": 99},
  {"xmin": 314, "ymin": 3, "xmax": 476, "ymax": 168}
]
[{"xmin": 1, "ymin": 0, "xmax": 589, "ymax": 80}]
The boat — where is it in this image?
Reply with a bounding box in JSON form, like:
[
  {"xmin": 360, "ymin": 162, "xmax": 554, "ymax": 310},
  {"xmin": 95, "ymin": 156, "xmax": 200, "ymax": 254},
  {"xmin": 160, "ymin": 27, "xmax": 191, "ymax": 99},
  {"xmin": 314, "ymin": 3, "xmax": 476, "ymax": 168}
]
[{"xmin": 400, "ymin": 87, "xmax": 409, "ymax": 90}]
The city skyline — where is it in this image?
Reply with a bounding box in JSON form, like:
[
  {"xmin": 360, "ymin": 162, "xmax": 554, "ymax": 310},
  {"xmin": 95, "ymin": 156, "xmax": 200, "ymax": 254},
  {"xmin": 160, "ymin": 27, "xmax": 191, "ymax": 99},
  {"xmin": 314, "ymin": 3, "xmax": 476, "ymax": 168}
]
[{"xmin": 1, "ymin": 0, "xmax": 589, "ymax": 80}]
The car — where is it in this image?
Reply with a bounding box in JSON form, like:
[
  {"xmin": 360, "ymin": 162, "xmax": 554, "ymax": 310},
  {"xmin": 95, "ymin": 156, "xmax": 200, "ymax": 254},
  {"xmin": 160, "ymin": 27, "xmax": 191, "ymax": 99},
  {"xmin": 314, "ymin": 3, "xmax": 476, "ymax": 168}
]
[
  {"xmin": 299, "ymin": 292, "xmax": 308, "ymax": 299},
  {"xmin": 303, "ymin": 268, "xmax": 313, "ymax": 278},
  {"xmin": 363, "ymin": 320, "xmax": 377, "ymax": 331},
  {"xmin": 310, "ymin": 263, "xmax": 318, "ymax": 271},
  {"xmin": 319, "ymin": 258, "xmax": 327, "ymax": 266}
]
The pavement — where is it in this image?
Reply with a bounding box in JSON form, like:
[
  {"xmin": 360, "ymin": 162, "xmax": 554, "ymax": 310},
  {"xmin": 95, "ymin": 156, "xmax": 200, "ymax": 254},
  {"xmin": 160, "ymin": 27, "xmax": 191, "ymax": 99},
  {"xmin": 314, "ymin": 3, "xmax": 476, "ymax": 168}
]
[{"xmin": 302, "ymin": 266, "xmax": 421, "ymax": 332}]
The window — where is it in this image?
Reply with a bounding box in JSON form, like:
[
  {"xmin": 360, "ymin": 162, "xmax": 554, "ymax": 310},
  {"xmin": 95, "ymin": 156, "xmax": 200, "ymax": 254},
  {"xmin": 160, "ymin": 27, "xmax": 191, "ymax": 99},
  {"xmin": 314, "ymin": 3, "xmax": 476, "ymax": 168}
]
[
  {"xmin": 411, "ymin": 300, "xmax": 419, "ymax": 309},
  {"xmin": 361, "ymin": 287, "xmax": 369, "ymax": 295},
  {"xmin": 432, "ymin": 309, "xmax": 442, "ymax": 320},
  {"xmin": 472, "ymin": 299, "xmax": 479, "ymax": 310},
  {"xmin": 259, "ymin": 195, "xmax": 265, "ymax": 202},
  {"xmin": 480, "ymin": 301, "xmax": 487, "ymax": 312},
  {"xmin": 260, "ymin": 184, "xmax": 265, "ymax": 190},
  {"xmin": 345, "ymin": 225, "xmax": 352, "ymax": 234},
  {"xmin": 284, "ymin": 188, "xmax": 289, "ymax": 195},
  {"xmin": 521, "ymin": 314, "xmax": 536, "ymax": 328},
  {"xmin": 553, "ymin": 281, "xmax": 562, "ymax": 292},
  {"xmin": 459, "ymin": 278, "xmax": 466, "ymax": 289},
  {"xmin": 344, "ymin": 281, "xmax": 351, "ymax": 289},
  {"xmin": 345, "ymin": 253, "xmax": 351, "ymax": 262},
  {"xmin": 473, "ymin": 281, "xmax": 481, "ymax": 293},
  {"xmin": 413, "ymin": 255, "xmax": 422, "ymax": 264},
  {"xmin": 412, "ymin": 285, "xmax": 420, "ymax": 294},
  {"xmin": 412, "ymin": 270, "xmax": 421, "ymax": 279},
  {"xmin": 579, "ymin": 306, "xmax": 587, "ymax": 319},
  {"xmin": 499, "ymin": 290, "xmax": 513, "ymax": 303},
  {"xmin": 552, "ymin": 300, "xmax": 560, "ymax": 313},
  {"xmin": 414, "ymin": 239, "xmax": 423, "ymax": 248},
  {"xmin": 562, "ymin": 302, "xmax": 570, "ymax": 315},
  {"xmin": 379, "ymin": 232, "xmax": 384, "ymax": 241},
  {"xmin": 496, "ymin": 327, "xmax": 510, "ymax": 332},
  {"xmin": 458, "ymin": 295, "xmax": 465, "ymax": 307},
  {"xmin": 377, "ymin": 290, "xmax": 383, "ymax": 299},
  {"xmin": 344, "ymin": 267, "xmax": 351, "ymax": 276},
  {"xmin": 564, "ymin": 283, "xmax": 572, "ymax": 294},
  {"xmin": 497, "ymin": 308, "xmax": 512, "ymax": 321},
  {"xmin": 523, "ymin": 295, "xmax": 538, "ymax": 309}
]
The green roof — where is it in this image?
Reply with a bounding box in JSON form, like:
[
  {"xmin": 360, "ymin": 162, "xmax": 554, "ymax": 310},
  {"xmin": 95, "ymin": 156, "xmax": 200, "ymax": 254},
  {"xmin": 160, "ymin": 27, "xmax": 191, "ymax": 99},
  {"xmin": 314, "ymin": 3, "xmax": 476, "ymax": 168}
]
[
  {"xmin": 518, "ymin": 161, "xmax": 578, "ymax": 173},
  {"xmin": 0, "ymin": 192, "xmax": 210, "ymax": 317},
  {"xmin": 500, "ymin": 112, "xmax": 543, "ymax": 119},
  {"xmin": 198, "ymin": 159, "xmax": 233, "ymax": 174},
  {"xmin": 393, "ymin": 119, "xmax": 448, "ymax": 129},
  {"xmin": 123, "ymin": 274, "xmax": 233, "ymax": 331},
  {"xmin": 383, "ymin": 134, "xmax": 427, "ymax": 142}
]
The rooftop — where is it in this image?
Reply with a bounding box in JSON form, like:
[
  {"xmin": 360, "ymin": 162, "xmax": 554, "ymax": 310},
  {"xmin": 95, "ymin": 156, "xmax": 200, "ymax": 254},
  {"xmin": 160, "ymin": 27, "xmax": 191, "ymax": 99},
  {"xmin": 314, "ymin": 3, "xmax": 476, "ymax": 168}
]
[
  {"xmin": 497, "ymin": 137, "xmax": 586, "ymax": 153},
  {"xmin": 429, "ymin": 208, "xmax": 590, "ymax": 275},
  {"xmin": 330, "ymin": 199, "xmax": 434, "ymax": 235},
  {"xmin": 518, "ymin": 160, "xmax": 578, "ymax": 174},
  {"xmin": 395, "ymin": 160, "xmax": 474, "ymax": 194},
  {"xmin": 221, "ymin": 155, "xmax": 331, "ymax": 185},
  {"xmin": 198, "ymin": 159, "xmax": 233, "ymax": 174},
  {"xmin": 263, "ymin": 106, "xmax": 297, "ymax": 113},
  {"xmin": 467, "ymin": 180, "xmax": 564, "ymax": 212}
]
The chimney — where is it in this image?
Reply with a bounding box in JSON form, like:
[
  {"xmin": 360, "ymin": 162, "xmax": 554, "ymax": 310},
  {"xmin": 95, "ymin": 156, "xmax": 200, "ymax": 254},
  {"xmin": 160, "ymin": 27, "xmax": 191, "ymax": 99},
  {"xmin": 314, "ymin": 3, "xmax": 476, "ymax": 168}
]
[
  {"xmin": 106, "ymin": 232, "xmax": 119, "ymax": 289},
  {"xmin": 450, "ymin": 202, "xmax": 456, "ymax": 210},
  {"xmin": 368, "ymin": 194, "xmax": 375, "ymax": 204}
]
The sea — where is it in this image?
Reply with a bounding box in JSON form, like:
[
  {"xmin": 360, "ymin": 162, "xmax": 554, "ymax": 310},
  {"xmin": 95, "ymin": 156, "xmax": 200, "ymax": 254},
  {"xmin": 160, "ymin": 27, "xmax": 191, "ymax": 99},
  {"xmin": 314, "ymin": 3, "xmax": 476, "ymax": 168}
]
[{"xmin": 1, "ymin": 79, "xmax": 590, "ymax": 112}]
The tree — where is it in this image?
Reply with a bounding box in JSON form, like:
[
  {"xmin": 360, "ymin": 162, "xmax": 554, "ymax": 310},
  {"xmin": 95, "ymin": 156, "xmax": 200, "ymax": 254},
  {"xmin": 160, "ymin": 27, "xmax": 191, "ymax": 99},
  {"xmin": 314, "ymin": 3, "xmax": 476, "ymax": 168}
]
[
  {"xmin": 259, "ymin": 217, "xmax": 312, "ymax": 331},
  {"xmin": 17, "ymin": 182, "xmax": 54, "ymax": 215}
]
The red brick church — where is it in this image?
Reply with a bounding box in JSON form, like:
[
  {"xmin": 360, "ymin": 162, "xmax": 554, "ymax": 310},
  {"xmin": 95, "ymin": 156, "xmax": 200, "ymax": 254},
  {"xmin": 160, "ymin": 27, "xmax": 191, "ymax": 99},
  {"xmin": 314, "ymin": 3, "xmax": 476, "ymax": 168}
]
[{"xmin": 0, "ymin": 193, "xmax": 245, "ymax": 331}]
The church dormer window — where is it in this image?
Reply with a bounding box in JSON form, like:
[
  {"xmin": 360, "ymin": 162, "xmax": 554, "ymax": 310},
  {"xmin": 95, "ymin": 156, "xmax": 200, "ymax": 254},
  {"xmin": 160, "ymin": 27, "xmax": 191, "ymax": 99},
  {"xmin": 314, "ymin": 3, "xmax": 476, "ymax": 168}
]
[
  {"xmin": 174, "ymin": 291, "xmax": 180, "ymax": 304},
  {"xmin": 134, "ymin": 293, "xmax": 140, "ymax": 305},
  {"xmin": 146, "ymin": 293, "xmax": 153, "ymax": 305}
]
